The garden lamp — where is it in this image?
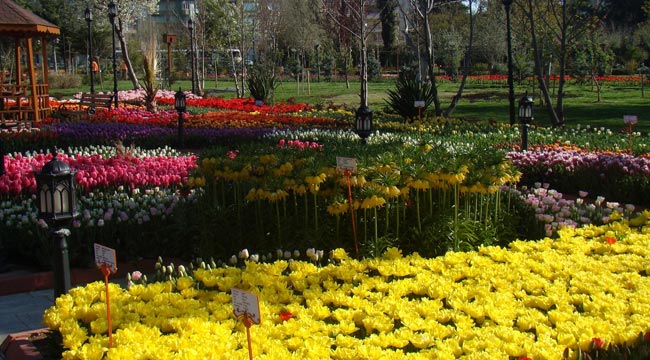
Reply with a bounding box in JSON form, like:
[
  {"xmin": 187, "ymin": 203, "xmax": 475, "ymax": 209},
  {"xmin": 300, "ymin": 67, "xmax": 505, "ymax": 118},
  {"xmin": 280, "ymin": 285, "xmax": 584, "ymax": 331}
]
[
  {"xmin": 108, "ymin": 2, "xmax": 118, "ymax": 108},
  {"xmin": 84, "ymin": 7, "xmax": 94, "ymax": 94},
  {"xmin": 518, "ymin": 93, "xmax": 534, "ymax": 151},
  {"xmin": 175, "ymin": 88, "xmax": 187, "ymax": 150},
  {"xmin": 34, "ymin": 149, "xmax": 79, "ymax": 298},
  {"xmin": 355, "ymin": 106, "xmax": 373, "ymax": 144}
]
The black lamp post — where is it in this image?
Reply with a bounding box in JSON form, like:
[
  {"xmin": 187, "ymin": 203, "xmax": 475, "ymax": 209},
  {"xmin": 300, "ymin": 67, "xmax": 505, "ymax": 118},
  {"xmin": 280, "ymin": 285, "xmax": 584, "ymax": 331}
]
[
  {"xmin": 355, "ymin": 106, "xmax": 373, "ymax": 144},
  {"xmin": 187, "ymin": 18, "xmax": 196, "ymax": 95},
  {"xmin": 518, "ymin": 93, "xmax": 534, "ymax": 151},
  {"xmin": 175, "ymin": 88, "xmax": 187, "ymax": 150},
  {"xmin": 502, "ymin": 0, "xmax": 515, "ymax": 126},
  {"xmin": 108, "ymin": 2, "xmax": 118, "ymax": 109},
  {"xmin": 34, "ymin": 150, "xmax": 79, "ymax": 298},
  {"xmin": 84, "ymin": 7, "xmax": 94, "ymax": 94}
]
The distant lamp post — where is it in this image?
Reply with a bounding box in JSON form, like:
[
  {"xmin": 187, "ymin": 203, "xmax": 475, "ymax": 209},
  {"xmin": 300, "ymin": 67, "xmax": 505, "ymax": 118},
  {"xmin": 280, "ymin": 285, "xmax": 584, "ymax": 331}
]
[
  {"xmin": 175, "ymin": 88, "xmax": 187, "ymax": 150},
  {"xmin": 34, "ymin": 149, "xmax": 79, "ymax": 298},
  {"xmin": 108, "ymin": 2, "xmax": 118, "ymax": 108},
  {"xmin": 518, "ymin": 93, "xmax": 534, "ymax": 151},
  {"xmin": 502, "ymin": 0, "xmax": 515, "ymax": 126},
  {"xmin": 355, "ymin": 106, "xmax": 373, "ymax": 144},
  {"xmin": 187, "ymin": 18, "xmax": 196, "ymax": 95},
  {"xmin": 84, "ymin": 7, "xmax": 94, "ymax": 94}
]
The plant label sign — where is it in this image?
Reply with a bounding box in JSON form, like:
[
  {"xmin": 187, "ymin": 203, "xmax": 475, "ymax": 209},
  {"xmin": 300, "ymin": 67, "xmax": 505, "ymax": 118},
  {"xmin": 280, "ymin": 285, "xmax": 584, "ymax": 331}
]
[
  {"xmin": 414, "ymin": 100, "xmax": 425, "ymax": 108},
  {"xmin": 336, "ymin": 156, "xmax": 357, "ymax": 174},
  {"xmin": 94, "ymin": 243, "xmax": 117, "ymax": 273},
  {"xmin": 624, "ymin": 115, "xmax": 638, "ymax": 125},
  {"xmin": 232, "ymin": 288, "xmax": 261, "ymax": 324}
]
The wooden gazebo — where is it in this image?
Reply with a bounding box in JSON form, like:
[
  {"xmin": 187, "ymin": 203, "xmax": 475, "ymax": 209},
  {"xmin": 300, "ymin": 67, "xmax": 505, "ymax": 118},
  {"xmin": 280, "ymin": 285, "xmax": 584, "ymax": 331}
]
[{"xmin": 0, "ymin": 0, "xmax": 59, "ymax": 127}]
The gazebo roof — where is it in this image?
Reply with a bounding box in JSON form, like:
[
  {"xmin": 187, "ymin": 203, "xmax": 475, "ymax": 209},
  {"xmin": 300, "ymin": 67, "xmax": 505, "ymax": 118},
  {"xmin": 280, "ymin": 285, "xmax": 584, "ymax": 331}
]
[{"xmin": 0, "ymin": 0, "xmax": 59, "ymax": 36}]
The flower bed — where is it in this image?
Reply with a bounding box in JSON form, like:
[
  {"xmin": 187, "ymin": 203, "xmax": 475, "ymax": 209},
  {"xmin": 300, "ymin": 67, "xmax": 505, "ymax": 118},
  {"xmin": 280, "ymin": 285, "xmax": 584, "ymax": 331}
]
[{"xmin": 43, "ymin": 217, "xmax": 650, "ymax": 360}]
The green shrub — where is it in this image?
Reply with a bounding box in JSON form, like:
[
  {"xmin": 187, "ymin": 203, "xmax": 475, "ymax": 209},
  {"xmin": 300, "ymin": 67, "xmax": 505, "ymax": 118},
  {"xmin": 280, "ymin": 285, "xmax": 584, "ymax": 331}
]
[
  {"xmin": 384, "ymin": 67, "xmax": 436, "ymax": 122},
  {"xmin": 367, "ymin": 56, "xmax": 381, "ymax": 80},
  {"xmin": 48, "ymin": 73, "xmax": 82, "ymax": 89},
  {"xmin": 246, "ymin": 64, "xmax": 279, "ymax": 104}
]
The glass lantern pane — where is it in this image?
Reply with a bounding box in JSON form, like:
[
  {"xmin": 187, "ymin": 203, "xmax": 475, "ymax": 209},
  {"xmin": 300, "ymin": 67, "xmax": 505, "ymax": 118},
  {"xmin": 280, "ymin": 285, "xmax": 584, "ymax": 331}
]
[
  {"xmin": 55, "ymin": 183, "xmax": 69, "ymax": 214},
  {"xmin": 40, "ymin": 185, "xmax": 50, "ymax": 213}
]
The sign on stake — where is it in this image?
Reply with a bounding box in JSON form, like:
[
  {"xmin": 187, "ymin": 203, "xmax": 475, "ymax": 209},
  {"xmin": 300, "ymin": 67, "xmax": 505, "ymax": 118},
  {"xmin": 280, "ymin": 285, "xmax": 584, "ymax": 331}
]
[
  {"xmin": 232, "ymin": 288, "xmax": 261, "ymax": 360},
  {"xmin": 94, "ymin": 243, "xmax": 117, "ymax": 348},
  {"xmin": 624, "ymin": 115, "xmax": 638, "ymax": 151},
  {"xmin": 336, "ymin": 157, "xmax": 359, "ymax": 258}
]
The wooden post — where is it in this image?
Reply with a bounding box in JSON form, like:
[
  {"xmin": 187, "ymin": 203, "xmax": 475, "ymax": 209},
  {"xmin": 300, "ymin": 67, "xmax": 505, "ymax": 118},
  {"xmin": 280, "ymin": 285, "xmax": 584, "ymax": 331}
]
[{"xmin": 26, "ymin": 37, "xmax": 40, "ymax": 122}]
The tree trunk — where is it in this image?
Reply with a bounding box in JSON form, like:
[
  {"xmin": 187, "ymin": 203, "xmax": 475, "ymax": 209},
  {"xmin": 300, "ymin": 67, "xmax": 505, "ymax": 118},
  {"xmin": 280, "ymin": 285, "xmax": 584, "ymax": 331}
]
[
  {"xmin": 554, "ymin": 1, "xmax": 567, "ymax": 125},
  {"xmin": 116, "ymin": 18, "xmax": 140, "ymax": 90},
  {"xmin": 360, "ymin": 5, "xmax": 368, "ymax": 108},
  {"xmin": 443, "ymin": 0, "xmax": 474, "ymax": 118},
  {"xmin": 526, "ymin": 0, "xmax": 561, "ymax": 127},
  {"xmin": 422, "ymin": 4, "xmax": 441, "ymax": 116}
]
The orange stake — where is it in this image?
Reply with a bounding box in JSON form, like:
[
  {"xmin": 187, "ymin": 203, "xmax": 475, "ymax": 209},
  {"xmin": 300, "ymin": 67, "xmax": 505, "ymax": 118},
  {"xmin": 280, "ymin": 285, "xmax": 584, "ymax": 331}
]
[
  {"xmin": 99, "ymin": 264, "xmax": 114, "ymax": 348},
  {"xmin": 345, "ymin": 170, "xmax": 359, "ymax": 258}
]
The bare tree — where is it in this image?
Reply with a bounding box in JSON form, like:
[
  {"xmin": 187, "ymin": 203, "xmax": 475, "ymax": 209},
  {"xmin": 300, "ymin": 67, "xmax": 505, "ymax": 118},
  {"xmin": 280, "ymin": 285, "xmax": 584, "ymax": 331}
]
[
  {"xmin": 90, "ymin": 0, "xmax": 159, "ymax": 90},
  {"xmin": 319, "ymin": 0, "xmax": 382, "ymax": 109},
  {"xmin": 443, "ymin": 0, "xmax": 475, "ymax": 117},
  {"xmin": 515, "ymin": 0, "xmax": 604, "ymax": 126},
  {"xmin": 399, "ymin": 0, "xmax": 464, "ymax": 116}
]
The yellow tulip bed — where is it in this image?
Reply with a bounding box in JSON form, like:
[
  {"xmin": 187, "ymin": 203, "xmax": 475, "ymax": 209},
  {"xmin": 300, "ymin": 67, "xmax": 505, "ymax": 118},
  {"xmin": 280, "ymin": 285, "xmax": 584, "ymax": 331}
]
[{"xmin": 44, "ymin": 213, "xmax": 650, "ymax": 360}]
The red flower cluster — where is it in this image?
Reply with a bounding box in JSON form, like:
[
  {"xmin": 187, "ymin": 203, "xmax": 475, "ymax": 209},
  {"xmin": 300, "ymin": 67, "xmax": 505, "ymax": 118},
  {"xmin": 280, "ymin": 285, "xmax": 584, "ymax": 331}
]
[
  {"xmin": 157, "ymin": 97, "xmax": 311, "ymax": 114},
  {"xmin": 279, "ymin": 310, "xmax": 294, "ymax": 321},
  {"xmin": 592, "ymin": 337, "xmax": 606, "ymax": 349}
]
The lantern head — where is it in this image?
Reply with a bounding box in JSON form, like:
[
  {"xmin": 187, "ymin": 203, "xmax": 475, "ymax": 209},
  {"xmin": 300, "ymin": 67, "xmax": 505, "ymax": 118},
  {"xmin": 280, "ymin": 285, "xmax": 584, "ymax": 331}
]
[
  {"xmin": 175, "ymin": 88, "xmax": 187, "ymax": 113},
  {"xmin": 34, "ymin": 151, "xmax": 78, "ymax": 225}
]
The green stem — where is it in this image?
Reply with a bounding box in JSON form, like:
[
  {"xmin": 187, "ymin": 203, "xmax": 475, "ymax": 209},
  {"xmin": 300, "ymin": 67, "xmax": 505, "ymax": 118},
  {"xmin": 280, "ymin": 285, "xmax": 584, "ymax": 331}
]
[
  {"xmin": 454, "ymin": 184, "xmax": 459, "ymax": 249},
  {"xmin": 374, "ymin": 206, "xmax": 379, "ymax": 244},
  {"xmin": 364, "ymin": 208, "xmax": 368, "ymax": 248},
  {"xmin": 395, "ymin": 198, "xmax": 400, "ymax": 239},
  {"xmin": 416, "ymin": 189, "xmax": 422, "ymax": 232},
  {"xmin": 276, "ymin": 200, "xmax": 281, "ymax": 244},
  {"xmin": 313, "ymin": 192, "xmax": 318, "ymax": 231}
]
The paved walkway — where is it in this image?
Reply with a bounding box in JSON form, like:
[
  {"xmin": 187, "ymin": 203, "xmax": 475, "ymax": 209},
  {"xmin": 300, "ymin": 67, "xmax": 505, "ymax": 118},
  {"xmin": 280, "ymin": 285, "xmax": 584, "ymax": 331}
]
[{"xmin": 0, "ymin": 289, "xmax": 53, "ymax": 342}]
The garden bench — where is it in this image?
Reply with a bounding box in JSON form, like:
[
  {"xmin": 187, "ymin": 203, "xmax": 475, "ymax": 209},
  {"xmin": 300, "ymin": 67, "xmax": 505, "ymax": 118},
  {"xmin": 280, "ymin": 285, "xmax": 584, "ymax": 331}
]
[{"xmin": 58, "ymin": 93, "xmax": 113, "ymax": 121}]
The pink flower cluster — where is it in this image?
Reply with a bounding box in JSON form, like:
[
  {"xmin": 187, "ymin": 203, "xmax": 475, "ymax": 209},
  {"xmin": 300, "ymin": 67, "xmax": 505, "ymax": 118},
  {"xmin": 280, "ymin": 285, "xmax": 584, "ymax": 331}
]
[
  {"xmin": 516, "ymin": 184, "xmax": 633, "ymax": 237},
  {"xmin": 277, "ymin": 138, "xmax": 324, "ymax": 151},
  {"xmin": 507, "ymin": 149, "xmax": 650, "ymax": 177},
  {"xmin": 0, "ymin": 152, "xmax": 198, "ymax": 196}
]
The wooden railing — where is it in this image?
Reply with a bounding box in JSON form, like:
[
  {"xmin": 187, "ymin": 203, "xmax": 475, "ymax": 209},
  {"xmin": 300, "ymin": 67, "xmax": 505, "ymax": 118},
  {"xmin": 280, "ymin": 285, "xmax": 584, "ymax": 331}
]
[{"xmin": 0, "ymin": 83, "xmax": 51, "ymax": 127}]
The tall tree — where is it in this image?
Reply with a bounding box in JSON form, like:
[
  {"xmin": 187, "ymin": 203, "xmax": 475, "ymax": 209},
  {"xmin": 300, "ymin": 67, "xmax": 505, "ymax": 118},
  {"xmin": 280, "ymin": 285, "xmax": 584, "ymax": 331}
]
[
  {"xmin": 515, "ymin": 0, "xmax": 603, "ymax": 126},
  {"xmin": 319, "ymin": 0, "xmax": 382, "ymax": 109},
  {"xmin": 400, "ymin": 0, "xmax": 466, "ymax": 117},
  {"xmin": 377, "ymin": 0, "xmax": 398, "ymax": 67},
  {"xmin": 82, "ymin": 0, "xmax": 159, "ymax": 90}
]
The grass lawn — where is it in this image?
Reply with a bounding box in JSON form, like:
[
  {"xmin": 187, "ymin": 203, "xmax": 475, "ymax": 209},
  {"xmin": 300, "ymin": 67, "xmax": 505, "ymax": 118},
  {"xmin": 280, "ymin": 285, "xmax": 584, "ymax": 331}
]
[{"xmin": 50, "ymin": 75, "xmax": 650, "ymax": 132}]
